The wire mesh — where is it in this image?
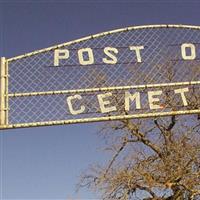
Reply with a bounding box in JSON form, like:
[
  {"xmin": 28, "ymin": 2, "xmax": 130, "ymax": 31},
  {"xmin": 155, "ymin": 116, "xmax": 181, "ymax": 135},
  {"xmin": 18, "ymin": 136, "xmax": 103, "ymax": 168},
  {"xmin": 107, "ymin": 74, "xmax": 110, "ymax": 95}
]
[{"xmin": 3, "ymin": 25, "xmax": 200, "ymax": 128}]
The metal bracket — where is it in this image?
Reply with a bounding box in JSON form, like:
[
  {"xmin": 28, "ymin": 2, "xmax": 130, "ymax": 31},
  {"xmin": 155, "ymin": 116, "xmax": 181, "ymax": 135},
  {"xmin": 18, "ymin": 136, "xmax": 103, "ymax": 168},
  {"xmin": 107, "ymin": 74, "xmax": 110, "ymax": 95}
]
[{"xmin": 0, "ymin": 57, "xmax": 8, "ymax": 126}]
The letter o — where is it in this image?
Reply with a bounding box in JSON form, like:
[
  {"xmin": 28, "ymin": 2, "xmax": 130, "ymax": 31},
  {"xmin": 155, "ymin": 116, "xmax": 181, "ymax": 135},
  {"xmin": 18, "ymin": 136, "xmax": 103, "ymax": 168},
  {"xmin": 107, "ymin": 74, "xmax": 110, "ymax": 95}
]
[
  {"xmin": 78, "ymin": 48, "xmax": 94, "ymax": 65},
  {"xmin": 181, "ymin": 43, "xmax": 196, "ymax": 60}
]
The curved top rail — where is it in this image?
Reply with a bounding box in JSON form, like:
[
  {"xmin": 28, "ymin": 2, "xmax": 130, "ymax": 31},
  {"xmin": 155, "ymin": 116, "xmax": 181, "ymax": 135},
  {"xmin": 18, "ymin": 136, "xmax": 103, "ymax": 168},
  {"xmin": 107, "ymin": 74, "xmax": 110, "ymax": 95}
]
[{"xmin": 7, "ymin": 24, "xmax": 200, "ymax": 62}]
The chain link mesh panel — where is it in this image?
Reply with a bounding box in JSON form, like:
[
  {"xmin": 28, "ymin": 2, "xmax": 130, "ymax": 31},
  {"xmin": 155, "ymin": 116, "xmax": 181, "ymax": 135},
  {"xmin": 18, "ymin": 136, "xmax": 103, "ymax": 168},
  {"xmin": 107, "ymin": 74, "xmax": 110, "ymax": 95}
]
[{"xmin": 2, "ymin": 25, "xmax": 200, "ymax": 128}]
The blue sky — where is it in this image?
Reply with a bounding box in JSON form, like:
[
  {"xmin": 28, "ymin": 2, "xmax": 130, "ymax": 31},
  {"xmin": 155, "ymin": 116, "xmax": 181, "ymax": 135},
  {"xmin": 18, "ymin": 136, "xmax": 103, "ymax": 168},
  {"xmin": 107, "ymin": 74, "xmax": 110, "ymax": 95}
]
[{"xmin": 1, "ymin": 1, "xmax": 200, "ymax": 199}]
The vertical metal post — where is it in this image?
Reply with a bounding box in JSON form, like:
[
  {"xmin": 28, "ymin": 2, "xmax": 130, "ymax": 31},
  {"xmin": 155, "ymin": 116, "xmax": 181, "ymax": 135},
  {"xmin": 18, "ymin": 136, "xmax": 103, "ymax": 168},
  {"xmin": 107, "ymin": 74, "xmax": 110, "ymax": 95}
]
[
  {"xmin": 0, "ymin": 57, "xmax": 7, "ymax": 126},
  {"xmin": 5, "ymin": 59, "xmax": 8, "ymax": 125}
]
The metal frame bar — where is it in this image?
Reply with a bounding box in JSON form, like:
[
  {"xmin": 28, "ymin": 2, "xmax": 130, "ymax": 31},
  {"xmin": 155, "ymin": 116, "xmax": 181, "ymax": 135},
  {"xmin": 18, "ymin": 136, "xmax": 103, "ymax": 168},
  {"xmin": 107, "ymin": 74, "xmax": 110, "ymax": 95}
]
[
  {"xmin": 5, "ymin": 59, "xmax": 9, "ymax": 124},
  {"xmin": 8, "ymin": 81, "xmax": 200, "ymax": 97},
  {"xmin": 0, "ymin": 109, "xmax": 199, "ymax": 130},
  {"xmin": 0, "ymin": 57, "xmax": 8, "ymax": 126},
  {"xmin": 7, "ymin": 24, "xmax": 200, "ymax": 62}
]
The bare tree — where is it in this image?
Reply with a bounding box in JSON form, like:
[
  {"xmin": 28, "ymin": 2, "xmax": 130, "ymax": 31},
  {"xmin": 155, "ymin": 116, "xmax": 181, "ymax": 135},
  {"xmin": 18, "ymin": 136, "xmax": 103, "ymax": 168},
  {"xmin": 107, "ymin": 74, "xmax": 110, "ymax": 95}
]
[{"xmin": 78, "ymin": 63, "xmax": 200, "ymax": 200}]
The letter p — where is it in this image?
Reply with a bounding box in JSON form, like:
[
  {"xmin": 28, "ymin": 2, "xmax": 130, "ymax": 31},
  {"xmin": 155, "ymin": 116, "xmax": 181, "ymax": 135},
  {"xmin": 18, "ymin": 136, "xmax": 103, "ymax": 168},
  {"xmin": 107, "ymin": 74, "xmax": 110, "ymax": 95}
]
[{"xmin": 54, "ymin": 49, "xmax": 69, "ymax": 66}]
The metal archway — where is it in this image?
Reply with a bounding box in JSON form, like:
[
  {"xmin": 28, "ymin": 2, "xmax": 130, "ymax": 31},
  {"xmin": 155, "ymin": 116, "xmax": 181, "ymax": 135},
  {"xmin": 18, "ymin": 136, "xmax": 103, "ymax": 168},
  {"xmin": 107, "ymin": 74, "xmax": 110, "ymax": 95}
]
[{"xmin": 1, "ymin": 24, "xmax": 200, "ymax": 129}]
